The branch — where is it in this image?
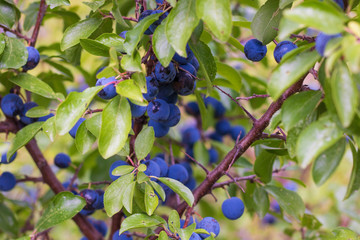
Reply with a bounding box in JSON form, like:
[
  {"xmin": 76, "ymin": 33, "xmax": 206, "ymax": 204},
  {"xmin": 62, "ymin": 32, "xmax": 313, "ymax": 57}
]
[
  {"xmin": 17, "ymin": 176, "xmax": 43, "ymax": 183},
  {"xmin": 29, "ymin": 0, "xmax": 47, "ymax": 47},
  {"xmin": 0, "ymin": 24, "xmax": 30, "ymax": 42},
  {"xmin": 236, "ymin": 94, "xmax": 270, "ymax": 100},
  {"xmin": 261, "ymin": 132, "xmax": 286, "ymax": 141},
  {"xmin": 177, "ymin": 77, "xmax": 306, "ymax": 216},
  {"xmin": 108, "ymin": 212, "xmax": 122, "ymax": 240}
]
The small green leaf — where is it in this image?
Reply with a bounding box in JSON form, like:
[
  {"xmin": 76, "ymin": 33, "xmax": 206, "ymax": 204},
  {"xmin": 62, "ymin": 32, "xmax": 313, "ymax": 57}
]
[
  {"xmin": 0, "ymin": 1, "xmax": 18, "ymax": 27},
  {"xmin": 216, "ymin": 62, "xmax": 242, "ymax": 92},
  {"xmin": 331, "ymin": 227, "xmax": 359, "ymax": 239},
  {"xmin": 254, "ymin": 141, "xmax": 282, "ymax": 183},
  {"xmin": 178, "ymin": 224, "xmax": 197, "ymax": 240},
  {"xmin": 166, "ymin": 0, "xmax": 199, "ymax": 56},
  {"xmin": 55, "ymin": 86, "xmax": 102, "ymax": 135},
  {"xmin": 281, "ymin": 90, "xmax": 322, "ymax": 131},
  {"xmin": 158, "ymin": 231, "xmax": 170, "ymax": 240},
  {"xmin": 123, "ymin": 182, "xmax": 136, "ymax": 213},
  {"xmin": 112, "ymin": 0, "xmax": 128, "ymax": 27},
  {"xmin": 99, "ymin": 96, "xmax": 132, "ymax": 159},
  {"xmin": 119, "ymin": 213, "xmax": 165, "ymax": 235},
  {"xmin": 253, "ymin": 187, "xmax": 269, "ymax": 218},
  {"xmin": 135, "ymin": 127, "xmax": 155, "ymax": 160},
  {"xmin": 46, "ymin": 0, "xmax": 70, "ymax": 9},
  {"xmin": 80, "ymin": 38, "xmax": 109, "ymax": 56},
  {"xmin": 158, "ymin": 177, "xmax": 194, "ymax": 206},
  {"xmin": 331, "ymin": 61, "xmax": 358, "ymax": 127},
  {"xmin": 104, "ymin": 173, "xmax": 135, "ymax": 217},
  {"xmin": 0, "ymin": 202, "xmax": 19, "ymax": 235},
  {"xmin": 153, "ymin": 18, "xmax": 175, "ymax": 67},
  {"xmin": 85, "ymin": 113, "xmax": 102, "ymax": 138},
  {"xmin": 264, "ymin": 185, "xmax": 305, "ymax": 220},
  {"xmin": 9, "ymin": 73, "xmax": 58, "ymax": 99},
  {"xmin": 121, "ymin": 51, "xmax": 142, "ymax": 72},
  {"xmin": 196, "ymin": 0, "xmax": 232, "ymax": 41},
  {"xmin": 7, "ymin": 122, "xmax": 44, "ymax": 161},
  {"xmin": 296, "ymin": 116, "xmax": 343, "ymax": 168},
  {"xmin": 227, "ymin": 36, "xmax": 244, "ymax": 52},
  {"xmin": 150, "ymin": 181, "xmax": 166, "ymax": 201},
  {"xmin": 279, "ymin": 0, "xmax": 294, "ymax": 9},
  {"xmin": 35, "ymin": 192, "xmax": 85, "ymax": 233},
  {"xmin": 75, "ymin": 121, "xmax": 96, "ymax": 154},
  {"xmin": 168, "ymin": 210, "xmax": 180, "ymax": 232},
  {"xmin": 124, "ymin": 13, "xmax": 161, "ymax": 55},
  {"xmin": 268, "ymin": 47, "xmax": 321, "ymax": 100},
  {"xmin": 25, "ymin": 106, "xmax": 50, "ymax": 118},
  {"xmin": 96, "ymin": 33, "xmax": 125, "ymax": 53},
  {"xmin": 0, "ymin": 36, "xmax": 27, "ymax": 69},
  {"xmin": 344, "ymin": 140, "xmax": 360, "ymax": 200},
  {"xmin": 145, "ymin": 183, "xmax": 159, "ymax": 216},
  {"xmin": 42, "ymin": 117, "xmax": 56, "ymax": 142},
  {"xmin": 283, "ymin": 0, "xmax": 347, "ymax": 34},
  {"xmin": 116, "ymin": 79, "xmax": 145, "ymax": 104},
  {"xmin": 312, "ymin": 138, "xmax": 346, "ymax": 186},
  {"xmin": 112, "ymin": 165, "xmax": 135, "ymax": 176},
  {"xmin": 60, "ymin": 17, "xmax": 102, "ymax": 51},
  {"xmin": 83, "ymin": 0, "xmax": 104, "ymax": 10},
  {"xmin": 0, "ymin": 34, "xmax": 5, "ymax": 55},
  {"xmin": 301, "ymin": 214, "xmax": 322, "ymax": 230}
]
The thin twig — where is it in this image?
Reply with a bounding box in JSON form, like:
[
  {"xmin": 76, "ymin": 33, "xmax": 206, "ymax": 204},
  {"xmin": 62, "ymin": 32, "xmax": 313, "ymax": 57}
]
[
  {"xmin": 69, "ymin": 162, "xmax": 83, "ymax": 190},
  {"xmin": 290, "ymin": 34, "xmax": 316, "ymax": 43},
  {"xmin": 80, "ymin": 181, "xmax": 112, "ymax": 186},
  {"xmin": 17, "ymin": 176, "xmax": 43, "ymax": 183},
  {"xmin": 225, "ymin": 172, "xmax": 245, "ymax": 192},
  {"xmin": 182, "ymin": 150, "xmax": 209, "ymax": 174},
  {"xmin": 29, "ymin": 0, "xmax": 47, "ymax": 47},
  {"xmin": 236, "ymin": 94, "xmax": 270, "ymax": 100},
  {"xmin": 0, "ymin": 24, "xmax": 30, "ymax": 42}
]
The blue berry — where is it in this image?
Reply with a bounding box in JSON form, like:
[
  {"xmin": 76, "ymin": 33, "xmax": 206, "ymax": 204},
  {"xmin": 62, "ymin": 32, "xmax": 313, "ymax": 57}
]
[
  {"xmin": 190, "ymin": 57, "xmax": 200, "ymax": 71},
  {"xmin": 69, "ymin": 118, "xmax": 85, "ymax": 138},
  {"xmin": 143, "ymin": 160, "xmax": 161, "ymax": 177},
  {"xmin": 37, "ymin": 113, "xmax": 54, "ymax": 122},
  {"xmin": 221, "ymin": 197, "xmax": 245, "ymax": 220},
  {"xmin": 147, "ymin": 99, "xmax": 170, "ymax": 121},
  {"xmin": 230, "ymin": 125, "xmax": 246, "ymax": 141},
  {"xmin": 179, "ymin": 63, "xmax": 197, "ymax": 76},
  {"xmin": 80, "ymin": 189, "xmax": 99, "ymax": 208},
  {"xmin": 180, "ymin": 161, "xmax": 193, "ymax": 176},
  {"xmin": 20, "ymin": 101, "xmax": 38, "ymax": 125},
  {"xmin": 189, "ymin": 233, "xmax": 201, "ymax": 240},
  {"xmin": 1, "ymin": 94, "xmax": 24, "ymax": 117},
  {"xmin": 154, "ymin": 62, "xmax": 176, "ymax": 83},
  {"xmin": 181, "ymin": 126, "xmax": 200, "ymax": 145},
  {"xmin": 112, "ymin": 230, "xmax": 133, "ymax": 240},
  {"xmin": 119, "ymin": 31, "xmax": 127, "ymax": 39},
  {"xmin": 244, "ymin": 39, "xmax": 267, "ymax": 62},
  {"xmin": 0, "ymin": 172, "xmax": 16, "ymax": 191},
  {"xmin": 139, "ymin": 10, "xmax": 154, "ymax": 35},
  {"xmin": 273, "ymin": 41, "xmax": 297, "ymax": 63},
  {"xmin": 208, "ymin": 132, "xmax": 223, "ymax": 142},
  {"xmin": 185, "ymin": 176, "xmax": 196, "ymax": 191},
  {"xmin": 173, "ymin": 45, "xmax": 194, "ymax": 64},
  {"xmin": 172, "ymin": 72, "xmax": 196, "ymax": 96},
  {"xmin": 262, "ymin": 213, "xmax": 277, "ymax": 225},
  {"xmin": 109, "ymin": 160, "xmax": 129, "ymax": 181},
  {"xmin": 23, "ymin": 46, "xmax": 40, "ymax": 70},
  {"xmin": 149, "ymin": 11, "xmax": 169, "ymax": 33},
  {"xmin": 148, "ymin": 120, "xmax": 169, "ymax": 138},
  {"xmin": 180, "ymin": 217, "xmax": 197, "ymax": 228},
  {"xmin": 88, "ymin": 218, "xmax": 108, "ymax": 237},
  {"xmin": 96, "ymin": 76, "xmax": 117, "ymax": 100},
  {"xmin": 168, "ymin": 164, "xmax": 189, "ymax": 184},
  {"xmin": 152, "ymin": 157, "xmax": 168, "ymax": 177},
  {"xmin": 204, "ymin": 97, "xmax": 225, "ymax": 118},
  {"xmin": 159, "ymin": 104, "xmax": 180, "ymax": 127},
  {"xmin": 156, "ymin": 84, "xmax": 175, "ymax": 99},
  {"xmin": 1, "ymin": 151, "xmax": 17, "ymax": 164},
  {"xmin": 158, "ymin": 91, "xmax": 178, "ymax": 104},
  {"xmin": 215, "ymin": 119, "xmax": 232, "ymax": 136},
  {"xmin": 315, "ymin": 32, "xmax": 342, "ymax": 57},
  {"xmin": 54, "ymin": 153, "xmax": 71, "ymax": 168},
  {"xmin": 143, "ymin": 76, "xmax": 159, "ymax": 101},
  {"xmin": 333, "ymin": 0, "xmax": 345, "ymax": 9},
  {"xmin": 208, "ymin": 148, "xmax": 218, "ymax": 164},
  {"xmin": 185, "ymin": 102, "xmax": 200, "ymax": 116},
  {"xmin": 197, "ymin": 217, "xmax": 220, "ymax": 238},
  {"xmin": 79, "ymin": 209, "xmax": 95, "ymax": 216},
  {"xmin": 129, "ymin": 100, "xmax": 147, "ymax": 118}
]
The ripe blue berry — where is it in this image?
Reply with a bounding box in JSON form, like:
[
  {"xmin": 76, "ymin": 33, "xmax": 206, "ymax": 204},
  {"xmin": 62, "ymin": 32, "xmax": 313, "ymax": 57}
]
[
  {"xmin": 0, "ymin": 172, "xmax": 16, "ymax": 191},
  {"xmin": 185, "ymin": 102, "xmax": 200, "ymax": 116},
  {"xmin": 80, "ymin": 189, "xmax": 99, "ymax": 209},
  {"xmin": 172, "ymin": 72, "xmax": 196, "ymax": 96},
  {"xmin": 69, "ymin": 118, "xmax": 85, "ymax": 138},
  {"xmin": 221, "ymin": 197, "xmax": 245, "ymax": 220},
  {"xmin": 143, "ymin": 160, "xmax": 161, "ymax": 177},
  {"xmin": 1, "ymin": 151, "xmax": 17, "ymax": 164},
  {"xmin": 143, "ymin": 76, "xmax": 159, "ymax": 101},
  {"xmin": 208, "ymin": 132, "xmax": 223, "ymax": 142},
  {"xmin": 185, "ymin": 176, "xmax": 196, "ymax": 191},
  {"xmin": 119, "ymin": 31, "xmax": 127, "ymax": 39},
  {"xmin": 204, "ymin": 97, "xmax": 226, "ymax": 118},
  {"xmin": 230, "ymin": 125, "xmax": 246, "ymax": 141},
  {"xmin": 54, "ymin": 153, "xmax": 72, "ymax": 168},
  {"xmin": 37, "ymin": 113, "xmax": 54, "ymax": 122},
  {"xmin": 190, "ymin": 57, "xmax": 200, "ymax": 71},
  {"xmin": 244, "ymin": 39, "xmax": 267, "ymax": 62},
  {"xmin": 315, "ymin": 32, "xmax": 342, "ymax": 57},
  {"xmin": 152, "ymin": 157, "xmax": 168, "ymax": 177},
  {"xmin": 23, "ymin": 46, "xmax": 40, "ymax": 70},
  {"xmin": 148, "ymin": 120, "xmax": 169, "ymax": 138},
  {"xmin": 147, "ymin": 99, "xmax": 170, "ymax": 121},
  {"xmin": 109, "ymin": 160, "xmax": 129, "ymax": 181},
  {"xmin": 20, "ymin": 102, "xmax": 38, "ymax": 125},
  {"xmin": 215, "ymin": 119, "xmax": 232, "ymax": 136},
  {"xmin": 208, "ymin": 148, "xmax": 219, "ymax": 164},
  {"xmin": 1, "ymin": 94, "xmax": 24, "ymax": 117},
  {"xmin": 158, "ymin": 91, "xmax": 178, "ymax": 104},
  {"xmin": 181, "ymin": 126, "xmax": 200, "ymax": 145},
  {"xmin": 173, "ymin": 45, "xmax": 194, "ymax": 64},
  {"xmin": 197, "ymin": 217, "xmax": 220, "ymax": 238},
  {"xmin": 159, "ymin": 104, "xmax": 180, "ymax": 127},
  {"xmin": 112, "ymin": 230, "xmax": 133, "ymax": 240},
  {"xmin": 273, "ymin": 41, "xmax": 297, "ymax": 63},
  {"xmin": 168, "ymin": 164, "xmax": 189, "ymax": 184},
  {"xmin": 88, "ymin": 218, "xmax": 108, "ymax": 236},
  {"xmin": 129, "ymin": 100, "xmax": 147, "ymax": 118},
  {"xmin": 154, "ymin": 62, "xmax": 176, "ymax": 83},
  {"xmin": 96, "ymin": 76, "xmax": 117, "ymax": 100},
  {"xmin": 179, "ymin": 63, "xmax": 197, "ymax": 76}
]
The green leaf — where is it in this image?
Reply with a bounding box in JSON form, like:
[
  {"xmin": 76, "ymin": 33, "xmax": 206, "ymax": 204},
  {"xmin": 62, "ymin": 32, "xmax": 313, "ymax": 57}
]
[
  {"xmin": 85, "ymin": 113, "xmax": 101, "ymax": 138},
  {"xmin": 331, "ymin": 61, "xmax": 358, "ymax": 127},
  {"xmin": 278, "ymin": 17, "xmax": 303, "ymax": 41},
  {"xmin": 344, "ymin": 140, "xmax": 360, "ymax": 200},
  {"xmin": 158, "ymin": 231, "xmax": 170, "ymax": 240},
  {"xmin": 35, "ymin": 192, "xmax": 85, "ymax": 233},
  {"xmin": 179, "ymin": 224, "xmax": 197, "ymax": 240},
  {"xmin": 60, "ymin": 17, "xmax": 102, "ymax": 51},
  {"xmin": 80, "ymin": 38, "xmax": 109, "ymax": 56},
  {"xmin": 268, "ymin": 47, "xmax": 321, "ymax": 100},
  {"xmin": 253, "ymin": 187, "xmax": 269, "ymax": 218},
  {"xmin": 195, "ymin": 91, "xmax": 210, "ymax": 130},
  {"xmin": 112, "ymin": 165, "xmax": 135, "ymax": 176},
  {"xmin": 0, "ymin": 34, "xmax": 5, "ymax": 55},
  {"xmin": 196, "ymin": 0, "xmax": 232, "ymax": 42},
  {"xmin": 153, "ymin": 18, "xmax": 175, "ymax": 67},
  {"xmin": 55, "ymin": 86, "xmax": 102, "ymax": 135},
  {"xmin": 121, "ymin": 51, "xmax": 142, "ymax": 72},
  {"xmin": 124, "ymin": 13, "xmax": 161, "ymax": 55},
  {"xmin": 281, "ymin": 90, "xmax": 322, "ymax": 131},
  {"xmin": 112, "ymin": 0, "xmax": 128, "ymax": 27},
  {"xmin": 0, "ymin": 36, "xmax": 27, "ymax": 69},
  {"xmin": 145, "ymin": 183, "xmax": 159, "ymax": 216},
  {"xmin": 9, "ymin": 73, "xmax": 58, "ymax": 99},
  {"xmin": 83, "ymin": 0, "xmax": 104, "ymax": 10},
  {"xmin": 104, "ymin": 173, "xmax": 135, "ymax": 217},
  {"xmin": 7, "ymin": 122, "xmax": 44, "ymax": 161},
  {"xmin": 227, "ymin": 36, "xmax": 244, "ymax": 52},
  {"xmin": 194, "ymin": 141, "xmax": 209, "ymax": 165},
  {"xmin": 190, "ymin": 41, "xmax": 216, "ymax": 94},
  {"xmin": 279, "ymin": 0, "xmax": 294, "ymax": 9},
  {"xmin": 296, "ymin": 116, "xmax": 343, "ymax": 168},
  {"xmin": 158, "ymin": 177, "xmax": 194, "ymax": 206},
  {"xmin": 312, "ymin": 138, "xmax": 346, "ymax": 186},
  {"xmin": 116, "ymin": 79, "xmax": 145, "ymax": 105},
  {"xmin": 42, "ymin": 117, "xmax": 56, "ymax": 142},
  {"xmin": 331, "ymin": 227, "xmax": 359, "ymax": 239},
  {"xmin": 166, "ymin": 0, "xmax": 200, "ymax": 56},
  {"xmin": 99, "ymin": 96, "xmax": 132, "ymax": 159},
  {"xmin": 251, "ymin": 0, "xmax": 283, "ymax": 45},
  {"xmin": 150, "ymin": 181, "xmax": 166, "ymax": 201},
  {"xmin": 301, "ymin": 214, "xmax": 322, "ymax": 230},
  {"xmin": 119, "ymin": 213, "xmax": 165, "ymax": 235},
  {"xmin": 0, "ymin": 202, "xmax": 18, "ymax": 235},
  {"xmin": 123, "ymin": 181, "xmax": 136, "ymax": 213},
  {"xmin": 168, "ymin": 210, "xmax": 180, "ymax": 232},
  {"xmin": 264, "ymin": 185, "xmax": 305, "ymax": 220},
  {"xmin": 0, "ymin": 1, "xmax": 17, "ymax": 27},
  {"xmin": 283, "ymin": 0, "xmax": 347, "ymax": 34},
  {"xmin": 46, "ymin": 0, "xmax": 70, "ymax": 9},
  {"xmin": 254, "ymin": 141, "xmax": 282, "ymax": 183},
  {"xmin": 135, "ymin": 127, "xmax": 155, "ymax": 160},
  {"xmin": 25, "ymin": 106, "xmax": 50, "ymax": 118},
  {"xmin": 96, "ymin": 33, "xmax": 125, "ymax": 53},
  {"xmin": 216, "ymin": 62, "xmax": 242, "ymax": 92},
  {"xmin": 75, "ymin": 121, "xmax": 96, "ymax": 154}
]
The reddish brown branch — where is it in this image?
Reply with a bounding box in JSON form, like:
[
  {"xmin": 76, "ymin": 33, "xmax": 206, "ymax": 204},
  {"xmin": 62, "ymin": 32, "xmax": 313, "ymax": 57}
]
[
  {"xmin": 29, "ymin": 0, "xmax": 47, "ymax": 47},
  {"xmin": 236, "ymin": 94, "xmax": 270, "ymax": 100},
  {"xmin": 17, "ymin": 176, "xmax": 43, "ymax": 183},
  {"xmin": 0, "ymin": 24, "xmax": 30, "ymax": 42},
  {"xmin": 108, "ymin": 212, "xmax": 122, "ymax": 240}
]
